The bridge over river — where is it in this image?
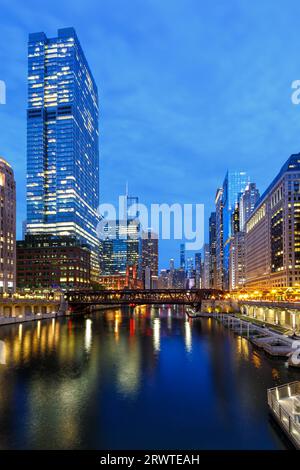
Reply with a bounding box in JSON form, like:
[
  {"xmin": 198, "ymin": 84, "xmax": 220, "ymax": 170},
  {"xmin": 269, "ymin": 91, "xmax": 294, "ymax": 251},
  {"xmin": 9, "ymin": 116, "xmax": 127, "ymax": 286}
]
[{"xmin": 65, "ymin": 289, "xmax": 224, "ymax": 312}]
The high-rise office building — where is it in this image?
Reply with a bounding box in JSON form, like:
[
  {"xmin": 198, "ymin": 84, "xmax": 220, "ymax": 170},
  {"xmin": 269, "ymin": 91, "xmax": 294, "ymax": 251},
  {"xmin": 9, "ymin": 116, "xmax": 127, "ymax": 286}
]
[
  {"xmin": 0, "ymin": 158, "xmax": 16, "ymax": 293},
  {"xmin": 180, "ymin": 243, "xmax": 185, "ymax": 270},
  {"xmin": 141, "ymin": 229, "xmax": 158, "ymax": 288},
  {"xmin": 222, "ymin": 171, "xmax": 249, "ymax": 290},
  {"xmin": 209, "ymin": 212, "xmax": 217, "ymax": 288},
  {"xmin": 229, "ymin": 182, "xmax": 259, "ymax": 291},
  {"xmin": 186, "ymin": 257, "xmax": 194, "ymax": 278},
  {"xmin": 158, "ymin": 269, "xmax": 170, "ymax": 289},
  {"xmin": 229, "ymin": 231, "xmax": 245, "ymax": 291},
  {"xmin": 100, "ymin": 219, "xmax": 141, "ymax": 275},
  {"xmin": 202, "ymin": 243, "xmax": 210, "ymax": 289},
  {"xmin": 17, "ymin": 234, "xmax": 90, "ymax": 289},
  {"xmin": 245, "ymin": 154, "xmax": 300, "ymax": 289},
  {"xmin": 100, "ymin": 193, "xmax": 141, "ymax": 275},
  {"xmin": 215, "ymin": 188, "xmax": 224, "ymax": 290},
  {"xmin": 195, "ymin": 252, "xmax": 202, "ymax": 288},
  {"xmin": 26, "ymin": 28, "xmax": 100, "ymax": 278},
  {"xmin": 239, "ymin": 182, "xmax": 260, "ymax": 231},
  {"xmin": 172, "ymin": 268, "xmax": 186, "ymax": 289}
]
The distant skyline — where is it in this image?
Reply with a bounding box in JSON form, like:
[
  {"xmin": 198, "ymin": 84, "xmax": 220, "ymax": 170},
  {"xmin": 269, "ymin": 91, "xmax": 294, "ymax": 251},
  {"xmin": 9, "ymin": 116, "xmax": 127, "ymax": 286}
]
[{"xmin": 1, "ymin": 0, "xmax": 300, "ymax": 268}]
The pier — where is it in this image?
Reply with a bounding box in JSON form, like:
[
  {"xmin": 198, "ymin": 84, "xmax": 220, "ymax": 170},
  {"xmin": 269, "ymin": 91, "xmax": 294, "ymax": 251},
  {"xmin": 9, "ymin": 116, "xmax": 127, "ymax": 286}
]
[{"xmin": 268, "ymin": 382, "xmax": 300, "ymax": 449}]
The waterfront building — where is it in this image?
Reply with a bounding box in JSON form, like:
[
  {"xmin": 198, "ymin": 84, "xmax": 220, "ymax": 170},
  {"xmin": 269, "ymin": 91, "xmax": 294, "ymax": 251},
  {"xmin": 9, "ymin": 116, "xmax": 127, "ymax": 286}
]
[
  {"xmin": 222, "ymin": 171, "xmax": 249, "ymax": 290},
  {"xmin": 229, "ymin": 231, "xmax": 245, "ymax": 291},
  {"xmin": 229, "ymin": 182, "xmax": 259, "ymax": 291},
  {"xmin": 245, "ymin": 153, "xmax": 300, "ymax": 289},
  {"xmin": 0, "ymin": 158, "xmax": 16, "ymax": 293},
  {"xmin": 17, "ymin": 234, "xmax": 90, "ymax": 290},
  {"xmin": 239, "ymin": 182, "xmax": 260, "ymax": 231},
  {"xmin": 209, "ymin": 211, "xmax": 217, "ymax": 288},
  {"xmin": 100, "ymin": 192, "xmax": 141, "ymax": 276},
  {"xmin": 26, "ymin": 28, "xmax": 100, "ymax": 279},
  {"xmin": 141, "ymin": 229, "xmax": 158, "ymax": 289},
  {"xmin": 99, "ymin": 265, "xmax": 143, "ymax": 290},
  {"xmin": 100, "ymin": 219, "xmax": 141, "ymax": 275},
  {"xmin": 215, "ymin": 188, "xmax": 224, "ymax": 290}
]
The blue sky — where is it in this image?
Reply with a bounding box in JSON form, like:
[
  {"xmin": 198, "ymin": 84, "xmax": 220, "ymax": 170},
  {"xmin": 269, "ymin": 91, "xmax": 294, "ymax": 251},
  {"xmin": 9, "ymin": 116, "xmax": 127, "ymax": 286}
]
[{"xmin": 1, "ymin": 0, "xmax": 300, "ymax": 268}]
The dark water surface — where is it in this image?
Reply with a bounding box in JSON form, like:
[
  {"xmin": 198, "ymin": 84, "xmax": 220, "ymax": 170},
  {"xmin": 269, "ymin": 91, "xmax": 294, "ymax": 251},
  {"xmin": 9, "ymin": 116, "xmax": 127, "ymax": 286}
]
[{"xmin": 0, "ymin": 307, "xmax": 299, "ymax": 450}]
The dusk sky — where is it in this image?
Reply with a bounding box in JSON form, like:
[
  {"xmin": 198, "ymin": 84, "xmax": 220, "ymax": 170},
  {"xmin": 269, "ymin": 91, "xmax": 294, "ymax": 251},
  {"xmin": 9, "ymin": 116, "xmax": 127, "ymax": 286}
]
[{"xmin": 1, "ymin": 0, "xmax": 300, "ymax": 268}]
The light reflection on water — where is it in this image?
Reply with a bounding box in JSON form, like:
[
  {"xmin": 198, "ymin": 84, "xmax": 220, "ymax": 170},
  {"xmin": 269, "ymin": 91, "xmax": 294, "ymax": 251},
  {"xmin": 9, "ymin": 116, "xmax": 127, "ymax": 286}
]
[{"xmin": 0, "ymin": 307, "xmax": 299, "ymax": 450}]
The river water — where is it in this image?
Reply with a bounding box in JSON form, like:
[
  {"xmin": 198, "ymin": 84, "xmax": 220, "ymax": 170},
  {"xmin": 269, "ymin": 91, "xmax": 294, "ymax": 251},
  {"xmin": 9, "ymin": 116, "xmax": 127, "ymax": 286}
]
[{"xmin": 0, "ymin": 306, "xmax": 299, "ymax": 450}]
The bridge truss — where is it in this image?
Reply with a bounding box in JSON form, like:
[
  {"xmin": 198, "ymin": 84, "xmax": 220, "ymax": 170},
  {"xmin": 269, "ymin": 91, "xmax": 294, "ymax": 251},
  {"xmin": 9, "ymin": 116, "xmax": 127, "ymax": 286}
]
[{"xmin": 65, "ymin": 289, "xmax": 224, "ymax": 311}]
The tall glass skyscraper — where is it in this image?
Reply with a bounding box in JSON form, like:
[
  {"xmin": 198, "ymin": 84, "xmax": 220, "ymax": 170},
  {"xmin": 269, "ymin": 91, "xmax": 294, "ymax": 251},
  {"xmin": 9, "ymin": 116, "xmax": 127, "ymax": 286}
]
[
  {"xmin": 26, "ymin": 28, "xmax": 100, "ymax": 276},
  {"xmin": 100, "ymin": 193, "xmax": 141, "ymax": 275},
  {"xmin": 222, "ymin": 170, "xmax": 249, "ymax": 290}
]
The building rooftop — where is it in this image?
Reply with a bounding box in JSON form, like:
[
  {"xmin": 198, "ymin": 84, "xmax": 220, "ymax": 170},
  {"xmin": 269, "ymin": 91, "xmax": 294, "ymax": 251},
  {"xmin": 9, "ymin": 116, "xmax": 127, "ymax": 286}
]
[{"xmin": 255, "ymin": 153, "xmax": 300, "ymax": 209}]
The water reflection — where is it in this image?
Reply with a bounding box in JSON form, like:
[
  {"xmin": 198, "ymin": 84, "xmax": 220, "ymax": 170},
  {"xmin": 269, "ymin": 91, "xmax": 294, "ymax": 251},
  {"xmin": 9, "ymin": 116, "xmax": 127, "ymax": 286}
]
[
  {"xmin": 0, "ymin": 340, "xmax": 5, "ymax": 365},
  {"xmin": 85, "ymin": 318, "xmax": 92, "ymax": 353},
  {"xmin": 153, "ymin": 318, "xmax": 160, "ymax": 352},
  {"xmin": 0, "ymin": 308, "xmax": 299, "ymax": 450},
  {"xmin": 184, "ymin": 320, "xmax": 192, "ymax": 353}
]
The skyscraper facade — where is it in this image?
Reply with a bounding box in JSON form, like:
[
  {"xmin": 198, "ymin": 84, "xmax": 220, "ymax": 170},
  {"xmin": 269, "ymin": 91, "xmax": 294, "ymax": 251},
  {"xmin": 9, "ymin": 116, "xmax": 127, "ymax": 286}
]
[
  {"xmin": 209, "ymin": 211, "xmax": 217, "ymax": 288},
  {"xmin": 0, "ymin": 158, "xmax": 16, "ymax": 293},
  {"xmin": 239, "ymin": 182, "xmax": 260, "ymax": 231},
  {"xmin": 141, "ymin": 229, "xmax": 158, "ymax": 288},
  {"xmin": 202, "ymin": 243, "xmax": 210, "ymax": 289},
  {"xmin": 180, "ymin": 243, "xmax": 185, "ymax": 270},
  {"xmin": 195, "ymin": 252, "xmax": 202, "ymax": 288},
  {"xmin": 26, "ymin": 28, "xmax": 100, "ymax": 277},
  {"xmin": 222, "ymin": 171, "xmax": 249, "ymax": 290},
  {"xmin": 245, "ymin": 154, "xmax": 300, "ymax": 289},
  {"xmin": 229, "ymin": 231, "xmax": 245, "ymax": 291},
  {"xmin": 215, "ymin": 188, "xmax": 224, "ymax": 290},
  {"xmin": 229, "ymin": 182, "xmax": 259, "ymax": 291},
  {"xmin": 100, "ymin": 219, "xmax": 141, "ymax": 275},
  {"xmin": 100, "ymin": 193, "xmax": 141, "ymax": 276}
]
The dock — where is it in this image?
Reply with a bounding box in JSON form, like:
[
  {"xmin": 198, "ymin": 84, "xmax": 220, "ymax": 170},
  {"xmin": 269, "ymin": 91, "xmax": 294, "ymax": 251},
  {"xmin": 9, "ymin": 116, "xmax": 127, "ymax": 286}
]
[
  {"xmin": 215, "ymin": 313, "xmax": 300, "ymax": 359},
  {"xmin": 268, "ymin": 382, "xmax": 300, "ymax": 449}
]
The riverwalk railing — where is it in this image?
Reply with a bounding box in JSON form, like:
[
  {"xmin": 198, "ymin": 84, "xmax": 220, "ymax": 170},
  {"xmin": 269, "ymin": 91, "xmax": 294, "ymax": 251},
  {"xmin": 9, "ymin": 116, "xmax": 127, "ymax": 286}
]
[{"xmin": 267, "ymin": 382, "xmax": 300, "ymax": 448}]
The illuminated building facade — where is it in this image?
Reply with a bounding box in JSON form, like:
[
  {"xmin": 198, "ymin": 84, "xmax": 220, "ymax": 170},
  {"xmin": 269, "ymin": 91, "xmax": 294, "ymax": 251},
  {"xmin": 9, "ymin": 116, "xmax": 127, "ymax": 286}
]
[
  {"xmin": 0, "ymin": 158, "xmax": 16, "ymax": 293},
  {"xmin": 99, "ymin": 266, "xmax": 143, "ymax": 290},
  {"xmin": 202, "ymin": 243, "xmax": 210, "ymax": 289},
  {"xmin": 158, "ymin": 269, "xmax": 170, "ymax": 289},
  {"xmin": 222, "ymin": 170, "xmax": 249, "ymax": 290},
  {"xmin": 209, "ymin": 211, "xmax": 217, "ymax": 288},
  {"xmin": 17, "ymin": 234, "xmax": 90, "ymax": 289},
  {"xmin": 245, "ymin": 154, "xmax": 300, "ymax": 289},
  {"xmin": 26, "ymin": 28, "xmax": 100, "ymax": 278},
  {"xmin": 215, "ymin": 188, "xmax": 224, "ymax": 290},
  {"xmin": 180, "ymin": 243, "xmax": 185, "ymax": 269},
  {"xmin": 100, "ymin": 193, "xmax": 141, "ymax": 276},
  {"xmin": 195, "ymin": 252, "xmax": 202, "ymax": 288},
  {"xmin": 172, "ymin": 268, "xmax": 186, "ymax": 289},
  {"xmin": 229, "ymin": 231, "xmax": 245, "ymax": 290},
  {"xmin": 239, "ymin": 182, "xmax": 260, "ymax": 231},
  {"xmin": 100, "ymin": 219, "xmax": 141, "ymax": 275},
  {"xmin": 141, "ymin": 229, "xmax": 158, "ymax": 289}
]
